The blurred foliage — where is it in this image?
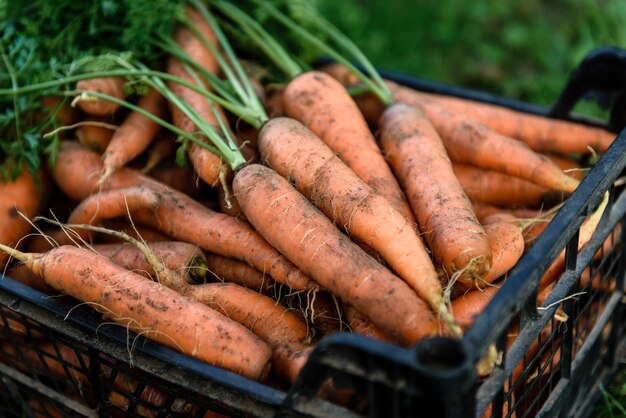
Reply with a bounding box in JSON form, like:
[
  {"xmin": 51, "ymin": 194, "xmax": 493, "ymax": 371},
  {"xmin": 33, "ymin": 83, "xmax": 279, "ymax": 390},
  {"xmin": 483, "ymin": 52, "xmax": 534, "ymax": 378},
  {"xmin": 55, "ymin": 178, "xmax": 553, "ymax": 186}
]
[{"xmin": 315, "ymin": 0, "xmax": 626, "ymax": 108}]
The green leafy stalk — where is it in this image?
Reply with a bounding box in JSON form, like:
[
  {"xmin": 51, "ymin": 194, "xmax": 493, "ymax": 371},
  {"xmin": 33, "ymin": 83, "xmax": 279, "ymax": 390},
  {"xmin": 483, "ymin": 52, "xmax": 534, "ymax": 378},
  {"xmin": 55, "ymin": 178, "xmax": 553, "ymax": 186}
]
[
  {"xmin": 255, "ymin": 1, "xmax": 393, "ymax": 106},
  {"xmin": 211, "ymin": 0, "xmax": 302, "ymax": 80}
]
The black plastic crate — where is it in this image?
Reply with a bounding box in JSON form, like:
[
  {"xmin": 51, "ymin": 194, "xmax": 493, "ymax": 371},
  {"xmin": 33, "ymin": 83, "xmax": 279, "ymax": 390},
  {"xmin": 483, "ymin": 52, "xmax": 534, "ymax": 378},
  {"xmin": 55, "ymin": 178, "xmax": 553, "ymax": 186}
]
[{"xmin": 1, "ymin": 47, "xmax": 625, "ymax": 418}]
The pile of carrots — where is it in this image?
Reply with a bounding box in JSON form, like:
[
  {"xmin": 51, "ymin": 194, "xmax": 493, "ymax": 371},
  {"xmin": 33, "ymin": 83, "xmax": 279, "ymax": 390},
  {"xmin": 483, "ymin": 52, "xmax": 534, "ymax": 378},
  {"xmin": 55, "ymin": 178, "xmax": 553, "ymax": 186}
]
[{"xmin": 0, "ymin": 1, "xmax": 620, "ymax": 415}]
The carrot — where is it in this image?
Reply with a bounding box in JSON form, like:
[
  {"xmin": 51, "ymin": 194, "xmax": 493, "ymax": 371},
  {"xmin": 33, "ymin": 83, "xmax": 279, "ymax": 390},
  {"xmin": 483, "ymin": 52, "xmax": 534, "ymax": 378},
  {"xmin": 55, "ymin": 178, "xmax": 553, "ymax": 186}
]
[
  {"xmin": 166, "ymin": 6, "xmax": 223, "ymax": 187},
  {"xmin": 202, "ymin": 252, "xmax": 273, "ymax": 291},
  {"xmin": 41, "ymin": 186, "xmax": 163, "ymax": 249},
  {"xmin": 146, "ymin": 161, "xmax": 211, "ymax": 199},
  {"xmin": 379, "ymin": 102, "xmax": 492, "ymax": 284},
  {"xmin": 0, "ymin": 165, "xmax": 42, "ymax": 270},
  {"xmin": 0, "ymin": 244, "xmax": 272, "ymax": 380},
  {"xmin": 451, "ymin": 286, "xmax": 499, "ymax": 330},
  {"xmin": 75, "ymin": 121, "xmax": 115, "ymax": 153},
  {"xmin": 453, "ymin": 163, "xmax": 565, "ymax": 208},
  {"xmin": 166, "ymin": 280, "xmax": 312, "ymax": 383},
  {"xmin": 51, "ymin": 141, "xmax": 317, "ymax": 292},
  {"xmin": 405, "ymin": 87, "xmax": 616, "ymax": 155},
  {"xmin": 140, "ymin": 135, "xmax": 178, "ymax": 173},
  {"xmin": 258, "ymin": 116, "xmax": 458, "ymax": 335},
  {"xmin": 98, "ymin": 88, "xmax": 168, "ymax": 184},
  {"xmin": 539, "ymin": 192, "xmax": 609, "ymax": 288},
  {"xmin": 479, "ymin": 214, "xmax": 525, "ymax": 285},
  {"xmin": 404, "ymin": 94, "xmax": 581, "ymax": 194},
  {"xmin": 283, "ymin": 71, "xmax": 416, "ymax": 224},
  {"xmin": 93, "ymin": 241, "xmax": 208, "ymax": 284},
  {"xmin": 74, "ymin": 77, "xmax": 126, "ymax": 116},
  {"xmin": 233, "ymin": 163, "xmax": 438, "ymax": 345},
  {"xmin": 343, "ymin": 303, "xmax": 394, "ymax": 343}
]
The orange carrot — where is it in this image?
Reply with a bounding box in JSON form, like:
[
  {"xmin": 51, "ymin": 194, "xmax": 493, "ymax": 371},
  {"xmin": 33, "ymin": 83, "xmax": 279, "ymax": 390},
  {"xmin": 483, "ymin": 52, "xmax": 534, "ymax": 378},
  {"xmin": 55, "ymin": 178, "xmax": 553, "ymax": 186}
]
[
  {"xmin": 258, "ymin": 116, "xmax": 457, "ymax": 335},
  {"xmin": 51, "ymin": 142, "xmax": 317, "ymax": 293},
  {"xmin": 93, "ymin": 241, "xmax": 208, "ymax": 284},
  {"xmin": 233, "ymin": 163, "xmax": 438, "ymax": 345},
  {"xmin": 401, "ymin": 94, "xmax": 581, "ymax": 194},
  {"xmin": 409, "ymin": 88, "xmax": 616, "ymax": 155},
  {"xmin": 0, "ymin": 166, "xmax": 42, "ymax": 270},
  {"xmin": 0, "ymin": 244, "xmax": 272, "ymax": 380},
  {"xmin": 379, "ymin": 102, "xmax": 492, "ymax": 284},
  {"xmin": 146, "ymin": 161, "xmax": 210, "ymax": 199},
  {"xmin": 165, "ymin": 280, "xmax": 312, "ymax": 383},
  {"xmin": 99, "ymin": 88, "xmax": 168, "ymax": 183},
  {"xmin": 451, "ymin": 286, "xmax": 499, "ymax": 330},
  {"xmin": 480, "ymin": 214, "xmax": 525, "ymax": 285},
  {"xmin": 283, "ymin": 71, "xmax": 416, "ymax": 224},
  {"xmin": 343, "ymin": 303, "xmax": 394, "ymax": 343},
  {"xmin": 203, "ymin": 252, "xmax": 273, "ymax": 291},
  {"xmin": 166, "ymin": 6, "xmax": 223, "ymax": 187},
  {"xmin": 140, "ymin": 135, "xmax": 178, "ymax": 173},
  {"xmin": 539, "ymin": 192, "xmax": 608, "ymax": 288},
  {"xmin": 453, "ymin": 163, "xmax": 565, "ymax": 208},
  {"xmin": 74, "ymin": 77, "xmax": 126, "ymax": 116},
  {"xmin": 76, "ymin": 122, "xmax": 115, "ymax": 153}
]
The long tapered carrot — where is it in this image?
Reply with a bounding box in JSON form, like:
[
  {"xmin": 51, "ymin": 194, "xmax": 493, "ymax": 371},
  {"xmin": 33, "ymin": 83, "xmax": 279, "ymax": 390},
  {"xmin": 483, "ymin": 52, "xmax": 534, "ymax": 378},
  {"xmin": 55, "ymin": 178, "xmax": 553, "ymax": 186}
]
[
  {"xmin": 202, "ymin": 253, "xmax": 273, "ymax": 291},
  {"xmin": 0, "ymin": 166, "xmax": 43, "ymax": 270},
  {"xmin": 166, "ymin": 6, "xmax": 224, "ymax": 187},
  {"xmin": 0, "ymin": 244, "xmax": 272, "ymax": 380},
  {"xmin": 98, "ymin": 88, "xmax": 168, "ymax": 184},
  {"xmin": 76, "ymin": 122, "xmax": 115, "ymax": 153},
  {"xmin": 257, "ymin": 116, "xmax": 459, "ymax": 335},
  {"xmin": 164, "ymin": 278, "xmax": 312, "ymax": 383},
  {"xmin": 233, "ymin": 163, "xmax": 438, "ymax": 345},
  {"xmin": 406, "ymin": 87, "xmax": 616, "ymax": 155},
  {"xmin": 74, "ymin": 77, "xmax": 126, "ymax": 116},
  {"xmin": 94, "ymin": 241, "xmax": 208, "ymax": 284},
  {"xmin": 406, "ymin": 95, "xmax": 581, "ymax": 194},
  {"xmin": 379, "ymin": 102, "xmax": 492, "ymax": 284},
  {"xmin": 343, "ymin": 303, "xmax": 394, "ymax": 343},
  {"xmin": 480, "ymin": 214, "xmax": 525, "ymax": 285},
  {"xmin": 51, "ymin": 141, "xmax": 316, "ymax": 292},
  {"xmin": 283, "ymin": 71, "xmax": 416, "ymax": 225},
  {"xmin": 452, "ymin": 163, "xmax": 564, "ymax": 208}
]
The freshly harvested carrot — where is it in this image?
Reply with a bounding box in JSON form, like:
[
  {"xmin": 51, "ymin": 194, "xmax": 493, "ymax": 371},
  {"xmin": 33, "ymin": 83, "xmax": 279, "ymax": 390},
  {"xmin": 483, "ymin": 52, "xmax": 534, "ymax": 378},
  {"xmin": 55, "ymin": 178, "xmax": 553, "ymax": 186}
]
[
  {"xmin": 343, "ymin": 303, "xmax": 394, "ymax": 343},
  {"xmin": 146, "ymin": 161, "xmax": 211, "ymax": 199},
  {"xmin": 479, "ymin": 214, "xmax": 525, "ymax": 285},
  {"xmin": 51, "ymin": 142, "xmax": 317, "ymax": 292},
  {"xmin": 6, "ymin": 264, "xmax": 56, "ymax": 294},
  {"xmin": 453, "ymin": 163, "xmax": 565, "ymax": 208},
  {"xmin": 451, "ymin": 286, "xmax": 499, "ymax": 330},
  {"xmin": 98, "ymin": 88, "xmax": 168, "ymax": 184},
  {"xmin": 379, "ymin": 102, "xmax": 492, "ymax": 284},
  {"xmin": 97, "ymin": 219, "xmax": 171, "ymax": 244},
  {"xmin": 258, "ymin": 117, "xmax": 457, "ymax": 335},
  {"xmin": 283, "ymin": 71, "xmax": 416, "ymax": 224},
  {"xmin": 140, "ymin": 135, "xmax": 178, "ymax": 173},
  {"xmin": 0, "ymin": 166, "xmax": 42, "ymax": 270},
  {"xmin": 76, "ymin": 122, "xmax": 115, "ymax": 153},
  {"xmin": 167, "ymin": 280, "xmax": 312, "ymax": 383},
  {"xmin": 94, "ymin": 241, "xmax": 208, "ymax": 284},
  {"xmin": 44, "ymin": 186, "xmax": 162, "ymax": 248},
  {"xmin": 539, "ymin": 192, "xmax": 609, "ymax": 288},
  {"xmin": 74, "ymin": 77, "xmax": 126, "ymax": 116},
  {"xmin": 0, "ymin": 244, "xmax": 272, "ymax": 380},
  {"xmin": 402, "ymin": 94, "xmax": 581, "ymax": 194},
  {"xmin": 399, "ymin": 86, "xmax": 617, "ymax": 155},
  {"xmin": 233, "ymin": 163, "xmax": 438, "ymax": 345},
  {"xmin": 166, "ymin": 6, "xmax": 223, "ymax": 187},
  {"xmin": 202, "ymin": 252, "xmax": 272, "ymax": 291},
  {"xmin": 547, "ymin": 153, "xmax": 587, "ymax": 181}
]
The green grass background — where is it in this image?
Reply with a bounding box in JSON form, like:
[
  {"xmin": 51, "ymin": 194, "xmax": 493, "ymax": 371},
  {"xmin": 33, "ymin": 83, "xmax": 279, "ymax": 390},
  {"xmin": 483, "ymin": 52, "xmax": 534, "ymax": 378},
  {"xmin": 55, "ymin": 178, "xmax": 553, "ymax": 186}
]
[
  {"xmin": 314, "ymin": 0, "xmax": 626, "ymax": 415},
  {"xmin": 317, "ymin": 0, "xmax": 626, "ymax": 111}
]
